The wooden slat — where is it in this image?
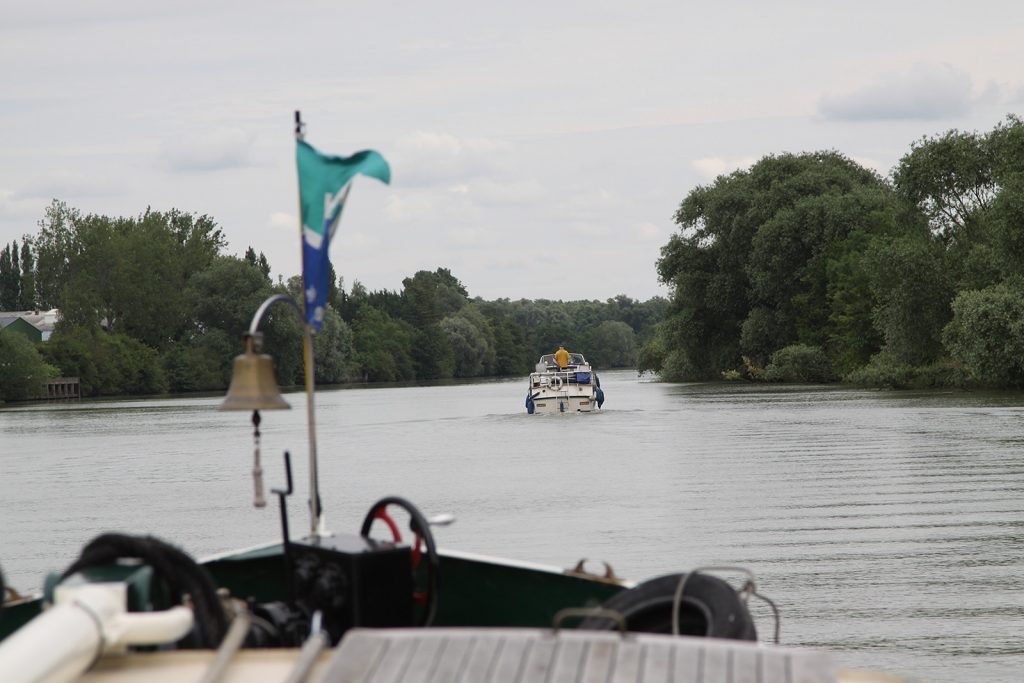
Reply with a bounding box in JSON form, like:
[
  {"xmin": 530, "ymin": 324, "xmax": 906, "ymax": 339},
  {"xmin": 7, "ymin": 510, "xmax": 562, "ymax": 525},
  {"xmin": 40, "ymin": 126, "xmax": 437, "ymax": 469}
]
[
  {"xmin": 640, "ymin": 642, "xmax": 675, "ymax": 683},
  {"xmin": 454, "ymin": 634, "xmax": 501, "ymax": 683},
  {"xmin": 323, "ymin": 629, "xmax": 836, "ymax": 683},
  {"xmin": 518, "ymin": 635, "xmax": 559, "ymax": 682},
  {"xmin": 760, "ymin": 649, "xmax": 789, "ymax": 683},
  {"xmin": 358, "ymin": 634, "xmax": 418, "ymax": 683},
  {"xmin": 428, "ymin": 635, "xmax": 473, "ymax": 683},
  {"xmin": 702, "ymin": 643, "xmax": 730, "ymax": 683},
  {"xmin": 486, "ymin": 633, "xmax": 532, "ymax": 682},
  {"xmin": 673, "ymin": 640, "xmax": 703, "ymax": 683},
  {"xmin": 731, "ymin": 646, "xmax": 759, "ymax": 683},
  {"xmin": 609, "ymin": 640, "xmax": 642, "ymax": 683},
  {"xmin": 318, "ymin": 633, "xmax": 388, "ymax": 682},
  {"xmin": 400, "ymin": 634, "xmax": 445, "ymax": 683},
  {"xmin": 545, "ymin": 637, "xmax": 588, "ymax": 683},
  {"xmin": 578, "ymin": 638, "xmax": 617, "ymax": 683}
]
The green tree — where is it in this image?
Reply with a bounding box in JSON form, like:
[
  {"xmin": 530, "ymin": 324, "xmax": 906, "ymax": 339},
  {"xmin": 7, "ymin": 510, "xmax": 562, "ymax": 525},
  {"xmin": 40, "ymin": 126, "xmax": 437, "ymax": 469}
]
[
  {"xmin": 351, "ymin": 306, "xmax": 415, "ymax": 382},
  {"xmin": 411, "ymin": 324, "xmax": 455, "ymax": 379},
  {"xmin": 649, "ymin": 151, "xmax": 900, "ymax": 380},
  {"xmin": 19, "ymin": 240, "xmax": 35, "ymax": 310},
  {"xmin": 824, "ymin": 233, "xmax": 884, "ymax": 376},
  {"xmin": 864, "ymin": 234, "xmax": 951, "ymax": 364},
  {"xmin": 476, "ymin": 302, "xmax": 533, "ymax": 375},
  {"xmin": 35, "ymin": 204, "xmax": 226, "ymax": 348},
  {"xmin": 893, "ymin": 116, "xmax": 1024, "ymax": 292},
  {"xmin": 33, "ymin": 201, "xmax": 80, "ymax": 309},
  {"xmin": 164, "ymin": 330, "xmax": 235, "ymax": 393},
  {"xmin": 186, "ymin": 256, "xmax": 286, "ymax": 385},
  {"xmin": 243, "ymin": 246, "xmax": 272, "ymax": 282},
  {"xmin": 313, "ymin": 307, "xmax": 354, "ymax": 384},
  {"xmin": 441, "ymin": 306, "xmax": 496, "ymax": 378},
  {"xmin": 943, "ymin": 279, "xmax": 1024, "ymax": 386},
  {"xmin": 893, "ymin": 128, "xmax": 997, "ymax": 239},
  {"xmin": 401, "ymin": 268, "xmax": 468, "ymax": 326},
  {"xmin": 42, "ymin": 327, "xmax": 167, "ymax": 396},
  {"xmin": 0, "ymin": 241, "xmax": 22, "ymax": 309},
  {"xmin": 585, "ymin": 320, "xmax": 637, "ymax": 368},
  {"xmin": 39, "ymin": 329, "xmax": 99, "ymax": 394},
  {"xmin": 0, "ymin": 330, "xmax": 55, "ymax": 401},
  {"xmin": 762, "ymin": 344, "xmax": 833, "ymax": 383},
  {"xmin": 400, "ymin": 269, "xmax": 466, "ymax": 379}
]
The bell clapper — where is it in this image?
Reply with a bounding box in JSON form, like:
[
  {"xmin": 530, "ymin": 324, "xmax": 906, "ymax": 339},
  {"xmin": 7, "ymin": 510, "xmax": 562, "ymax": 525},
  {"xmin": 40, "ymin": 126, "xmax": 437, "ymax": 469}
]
[{"xmin": 252, "ymin": 409, "xmax": 266, "ymax": 508}]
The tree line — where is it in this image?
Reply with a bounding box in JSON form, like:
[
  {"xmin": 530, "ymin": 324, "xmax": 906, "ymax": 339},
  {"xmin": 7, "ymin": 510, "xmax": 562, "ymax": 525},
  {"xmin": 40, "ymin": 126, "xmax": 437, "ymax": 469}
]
[
  {"xmin": 0, "ymin": 200, "xmax": 665, "ymax": 401},
  {"xmin": 0, "ymin": 241, "xmax": 34, "ymax": 310},
  {"xmin": 640, "ymin": 115, "xmax": 1024, "ymax": 389}
]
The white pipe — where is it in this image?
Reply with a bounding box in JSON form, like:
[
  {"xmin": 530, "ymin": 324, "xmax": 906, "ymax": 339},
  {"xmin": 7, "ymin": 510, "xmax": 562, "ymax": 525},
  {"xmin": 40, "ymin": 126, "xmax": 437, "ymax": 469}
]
[
  {"xmin": 0, "ymin": 583, "xmax": 194, "ymax": 683},
  {"xmin": 0, "ymin": 585, "xmax": 117, "ymax": 683},
  {"xmin": 114, "ymin": 606, "xmax": 195, "ymax": 646}
]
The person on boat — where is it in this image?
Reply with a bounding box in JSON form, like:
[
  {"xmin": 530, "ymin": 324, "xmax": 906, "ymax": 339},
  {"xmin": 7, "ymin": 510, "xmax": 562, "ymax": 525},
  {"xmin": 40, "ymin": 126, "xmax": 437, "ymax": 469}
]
[{"xmin": 554, "ymin": 344, "xmax": 570, "ymax": 369}]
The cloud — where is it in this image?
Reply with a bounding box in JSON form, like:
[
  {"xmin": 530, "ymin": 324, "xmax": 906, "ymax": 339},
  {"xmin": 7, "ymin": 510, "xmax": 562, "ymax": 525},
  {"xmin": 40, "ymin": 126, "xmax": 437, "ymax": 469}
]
[
  {"xmin": 850, "ymin": 156, "xmax": 887, "ymax": 175},
  {"xmin": 467, "ymin": 178, "xmax": 546, "ymax": 206},
  {"xmin": 447, "ymin": 227, "xmax": 487, "ymax": 247},
  {"xmin": 0, "ymin": 189, "xmax": 46, "ymax": 233},
  {"xmin": 161, "ymin": 127, "xmax": 255, "ymax": 172},
  {"xmin": 692, "ymin": 156, "xmax": 756, "ymax": 180},
  {"xmin": 333, "ymin": 229, "xmax": 380, "ymax": 253},
  {"xmin": 15, "ymin": 170, "xmax": 119, "ymax": 201},
  {"xmin": 391, "ymin": 131, "xmax": 512, "ymax": 186},
  {"xmin": 1010, "ymin": 83, "xmax": 1024, "ymax": 104},
  {"xmin": 633, "ymin": 222, "xmax": 663, "ymax": 241},
  {"xmin": 384, "ymin": 191, "xmax": 442, "ymax": 223},
  {"xmin": 268, "ymin": 212, "xmax": 294, "ymax": 230},
  {"xmin": 817, "ymin": 63, "xmax": 975, "ymax": 121}
]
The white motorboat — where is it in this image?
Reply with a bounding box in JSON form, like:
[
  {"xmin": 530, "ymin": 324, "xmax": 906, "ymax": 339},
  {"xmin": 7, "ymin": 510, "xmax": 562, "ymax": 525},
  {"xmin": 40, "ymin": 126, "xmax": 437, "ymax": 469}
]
[{"xmin": 525, "ymin": 353, "xmax": 604, "ymax": 414}]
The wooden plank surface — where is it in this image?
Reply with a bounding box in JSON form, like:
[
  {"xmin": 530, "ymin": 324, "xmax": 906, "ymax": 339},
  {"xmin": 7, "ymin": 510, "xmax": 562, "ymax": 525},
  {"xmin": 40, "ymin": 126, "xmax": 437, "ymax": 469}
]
[
  {"xmin": 71, "ymin": 637, "xmax": 917, "ymax": 683},
  {"xmin": 324, "ymin": 628, "xmax": 836, "ymax": 683}
]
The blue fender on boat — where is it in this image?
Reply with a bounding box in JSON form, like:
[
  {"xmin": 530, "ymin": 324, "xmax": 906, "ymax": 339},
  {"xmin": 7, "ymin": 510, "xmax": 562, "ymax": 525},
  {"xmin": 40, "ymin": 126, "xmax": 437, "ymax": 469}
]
[
  {"xmin": 595, "ymin": 386, "xmax": 605, "ymax": 408},
  {"xmin": 525, "ymin": 394, "xmax": 535, "ymax": 414}
]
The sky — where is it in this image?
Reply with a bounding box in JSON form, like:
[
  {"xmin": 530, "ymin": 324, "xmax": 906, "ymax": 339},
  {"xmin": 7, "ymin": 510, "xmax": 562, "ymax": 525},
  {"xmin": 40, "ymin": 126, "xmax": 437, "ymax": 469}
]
[{"xmin": 2, "ymin": 1, "xmax": 1023, "ymax": 302}]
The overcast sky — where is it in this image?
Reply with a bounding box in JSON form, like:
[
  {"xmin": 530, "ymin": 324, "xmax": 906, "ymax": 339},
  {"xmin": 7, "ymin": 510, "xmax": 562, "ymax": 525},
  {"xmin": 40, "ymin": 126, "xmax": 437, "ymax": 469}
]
[{"xmin": 2, "ymin": 1, "xmax": 1022, "ymax": 301}]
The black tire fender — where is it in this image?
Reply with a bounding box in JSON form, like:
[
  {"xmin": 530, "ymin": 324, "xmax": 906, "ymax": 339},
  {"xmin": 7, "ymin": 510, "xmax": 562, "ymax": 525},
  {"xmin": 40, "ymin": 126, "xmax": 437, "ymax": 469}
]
[{"xmin": 578, "ymin": 572, "xmax": 757, "ymax": 641}]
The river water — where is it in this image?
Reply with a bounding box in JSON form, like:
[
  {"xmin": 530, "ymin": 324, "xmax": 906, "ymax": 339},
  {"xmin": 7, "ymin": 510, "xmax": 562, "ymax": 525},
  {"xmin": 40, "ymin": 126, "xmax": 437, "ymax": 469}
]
[{"xmin": 1, "ymin": 371, "xmax": 1022, "ymax": 681}]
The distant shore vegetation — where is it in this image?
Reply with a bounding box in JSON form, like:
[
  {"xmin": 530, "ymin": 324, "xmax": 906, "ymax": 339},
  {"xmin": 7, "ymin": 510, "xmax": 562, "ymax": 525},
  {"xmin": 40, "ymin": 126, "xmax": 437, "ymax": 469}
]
[
  {"xmin": 4, "ymin": 116, "xmax": 1024, "ymax": 401},
  {"xmin": 0, "ymin": 202, "xmax": 664, "ymax": 401},
  {"xmin": 640, "ymin": 115, "xmax": 1024, "ymax": 390}
]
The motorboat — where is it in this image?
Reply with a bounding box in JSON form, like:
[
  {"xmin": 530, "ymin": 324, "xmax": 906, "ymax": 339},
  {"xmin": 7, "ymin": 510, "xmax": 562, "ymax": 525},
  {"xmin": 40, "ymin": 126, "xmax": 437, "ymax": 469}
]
[{"xmin": 525, "ymin": 353, "xmax": 604, "ymax": 414}]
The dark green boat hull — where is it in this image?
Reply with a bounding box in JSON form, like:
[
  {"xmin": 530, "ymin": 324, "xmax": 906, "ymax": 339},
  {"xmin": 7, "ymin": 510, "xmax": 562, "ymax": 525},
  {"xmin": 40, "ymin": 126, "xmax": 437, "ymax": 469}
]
[{"xmin": 2, "ymin": 544, "xmax": 624, "ymax": 641}]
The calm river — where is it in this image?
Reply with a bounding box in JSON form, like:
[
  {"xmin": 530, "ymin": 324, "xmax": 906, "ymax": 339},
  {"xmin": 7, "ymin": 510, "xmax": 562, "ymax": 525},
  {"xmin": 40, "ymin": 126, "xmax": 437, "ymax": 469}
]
[{"xmin": 1, "ymin": 371, "xmax": 1022, "ymax": 681}]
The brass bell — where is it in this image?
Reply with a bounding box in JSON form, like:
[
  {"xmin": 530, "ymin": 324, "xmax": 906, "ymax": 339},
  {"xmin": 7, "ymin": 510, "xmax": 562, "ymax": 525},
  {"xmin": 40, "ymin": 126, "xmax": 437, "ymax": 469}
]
[{"xmin": 219, "ymin": 332, "xmax": 290, "ymax": 411}]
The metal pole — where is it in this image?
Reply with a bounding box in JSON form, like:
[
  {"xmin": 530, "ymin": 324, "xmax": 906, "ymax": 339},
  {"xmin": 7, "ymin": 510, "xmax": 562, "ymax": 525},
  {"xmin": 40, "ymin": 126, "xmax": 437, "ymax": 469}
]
[
  {"xmin": 295, "ymin": 110, "xmax": 321, "ymax": 536},
  {"xmin": 303, "ymin": 324, "xmax": 322, "ymax": 536}
]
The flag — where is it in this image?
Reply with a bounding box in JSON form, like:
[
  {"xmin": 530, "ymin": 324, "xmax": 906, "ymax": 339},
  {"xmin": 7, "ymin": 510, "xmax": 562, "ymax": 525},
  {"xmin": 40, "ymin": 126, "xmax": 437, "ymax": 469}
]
[{"xmin": 296, "ymin": 139, "xmax": 390, "ymax": 330}]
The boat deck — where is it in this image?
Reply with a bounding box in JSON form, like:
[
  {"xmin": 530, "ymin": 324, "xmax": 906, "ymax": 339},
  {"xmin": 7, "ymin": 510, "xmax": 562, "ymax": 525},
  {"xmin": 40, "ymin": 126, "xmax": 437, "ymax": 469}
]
[
  {"xmin": 328, "ymin": 629, "xmax": 833, "ymax": 683},
  {"xmin": 76, "ymin": 627, "xmax": 911, "ymax": 683}
]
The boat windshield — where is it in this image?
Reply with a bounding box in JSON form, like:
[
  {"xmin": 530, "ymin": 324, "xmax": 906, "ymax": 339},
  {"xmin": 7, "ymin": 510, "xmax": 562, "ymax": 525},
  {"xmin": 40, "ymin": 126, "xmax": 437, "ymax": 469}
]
[{"xmin": 536, "ymin": 353, "xmax": 588, "ymax": 367}]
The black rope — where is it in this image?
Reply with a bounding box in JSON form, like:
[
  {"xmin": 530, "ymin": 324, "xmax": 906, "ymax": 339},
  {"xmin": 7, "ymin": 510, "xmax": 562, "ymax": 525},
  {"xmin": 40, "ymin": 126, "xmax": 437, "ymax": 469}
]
[{"xmin": 61, "ymin": 533, "xmax": 228, "ymax": 648}]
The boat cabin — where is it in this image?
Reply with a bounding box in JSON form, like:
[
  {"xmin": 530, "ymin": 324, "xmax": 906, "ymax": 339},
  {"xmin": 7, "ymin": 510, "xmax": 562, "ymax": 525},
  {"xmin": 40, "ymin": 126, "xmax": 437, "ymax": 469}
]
[{"xmin": 536, "ymin": 353, "xmax": 588, "ymax": 371}]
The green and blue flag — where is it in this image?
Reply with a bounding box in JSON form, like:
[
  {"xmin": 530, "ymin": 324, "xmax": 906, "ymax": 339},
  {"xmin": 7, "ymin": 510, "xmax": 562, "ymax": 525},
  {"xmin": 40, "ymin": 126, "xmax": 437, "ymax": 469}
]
[{"xmin": 296, "ymin": 139, "xmax": 390, "ymax": 330}]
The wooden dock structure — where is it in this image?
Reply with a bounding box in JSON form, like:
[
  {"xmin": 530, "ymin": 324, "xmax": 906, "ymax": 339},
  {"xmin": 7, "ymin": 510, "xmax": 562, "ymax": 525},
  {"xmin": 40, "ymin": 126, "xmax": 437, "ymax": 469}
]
[{"xmin": 46, "ymin": 377, "xmax": 80, "ymax": 400}]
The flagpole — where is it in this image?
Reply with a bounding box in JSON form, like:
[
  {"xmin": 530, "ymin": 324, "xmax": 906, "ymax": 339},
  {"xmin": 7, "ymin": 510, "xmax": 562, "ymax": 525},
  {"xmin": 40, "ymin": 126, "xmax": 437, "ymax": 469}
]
[{"xmin": 295, "ymin": 110, "xmax": 323, "ymax": 537}]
